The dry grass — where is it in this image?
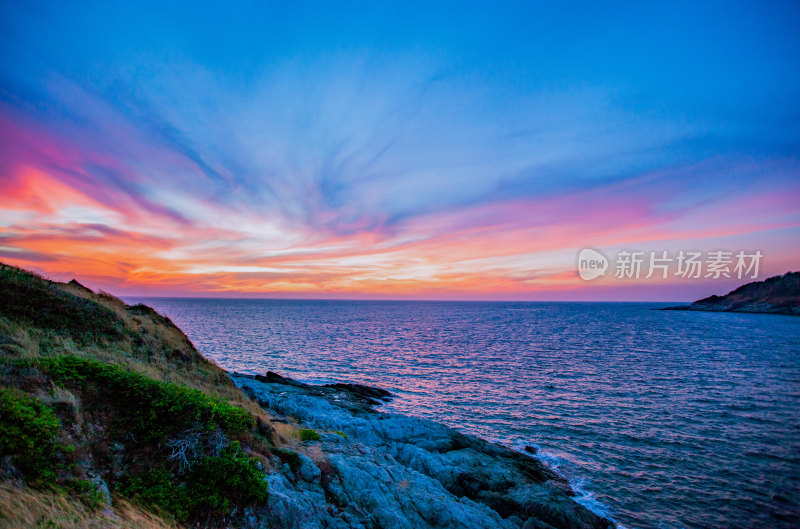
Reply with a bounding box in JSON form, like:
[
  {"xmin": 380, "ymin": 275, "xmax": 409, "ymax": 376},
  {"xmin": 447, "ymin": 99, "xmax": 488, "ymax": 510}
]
[
  {"xmin": 37, "ymin": 384, "xmax": 81, "ymax": 417},
  {"xmin": 0, "ymin": 319, "xmax": 39, "ymax": 358},
  {"xmin": 0, "ymin": 483, "xmax": 179, "ymax": 529},
  {"xmin": 272, "ymin": 421, "xmax": 302, "ymax": 444}
]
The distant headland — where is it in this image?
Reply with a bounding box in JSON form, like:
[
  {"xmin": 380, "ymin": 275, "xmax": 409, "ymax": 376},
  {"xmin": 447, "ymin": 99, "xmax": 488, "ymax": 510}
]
[{"xmin": 661, "ymin": 272, "xmax": 800, "ymax": 315}]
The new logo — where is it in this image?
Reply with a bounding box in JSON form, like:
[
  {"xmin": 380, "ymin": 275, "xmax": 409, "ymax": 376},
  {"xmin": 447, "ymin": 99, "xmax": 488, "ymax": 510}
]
[{"xmin": 577, "ymin": 248, "xmax": 608, "ymax": 281}]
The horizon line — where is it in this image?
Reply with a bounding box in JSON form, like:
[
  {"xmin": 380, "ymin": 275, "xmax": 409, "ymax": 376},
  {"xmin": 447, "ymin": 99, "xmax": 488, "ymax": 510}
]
[{"xmin": 123, "ymin": 295, "xmax": 686, "ymax": 304}]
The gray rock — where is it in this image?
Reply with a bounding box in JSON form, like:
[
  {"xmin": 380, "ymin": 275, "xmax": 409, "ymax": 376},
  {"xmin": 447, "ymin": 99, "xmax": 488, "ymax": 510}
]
[
  {"xmin": 233, "ymin": 374, "xmax": 614, "ymax": 529},
  {"xmin": 296, "ymin": 452, "xmax": 322, "ymax": 483}
]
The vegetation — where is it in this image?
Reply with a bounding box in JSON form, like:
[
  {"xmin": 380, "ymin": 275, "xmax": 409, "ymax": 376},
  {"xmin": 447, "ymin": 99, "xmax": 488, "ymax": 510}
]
[
  {"xmin": 0, "ymin": 388, "xmax": 63, "ymax": 482},
  {"xmin": 69, "ymin": 478, "xmax": 108, "ymax": 510},
  {"xmin": 0, "ymin": 263, "xmax": 254, "ymax": 411},
  {"xmin": 0, "ymin": 263, "xmax": 293, "ymax": 525},
  {"xmin": 0, "ymin": 265, "xmax": 125, "ymax": 343},
  {"xmin": 299, "ymin": 428, "xmax": 321, "ymax": 442},
  {"xmin": 275, "ymin": 448, "xmax": 302, "ymax": 472},
  {"xmin": 0, "ymin": 354, "xmax": 269, "ymax": 522},
  {"xmin": 119, "ymin": 469, "xmax": 191, "ymax": 521},
  {"xmin": 117, "ymin": 444, "xmax": 269, "ymax": 520},
  {"xmin": 38, "ymin": 355, "xmax": 253, "ymax": 441},
  {"xmin": 185, "ymin": 442, "xmax": 268, "ymax": 516},
  {"xmin": 0, "ymin": 481, "xmax": 179, "ymax": 529}
]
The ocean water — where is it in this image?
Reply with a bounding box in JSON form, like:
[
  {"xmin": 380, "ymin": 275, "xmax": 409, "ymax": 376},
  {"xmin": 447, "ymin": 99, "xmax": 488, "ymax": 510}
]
[{"xmin": 128, "ymin": 299, "xmax": 800, "ymax": 529}]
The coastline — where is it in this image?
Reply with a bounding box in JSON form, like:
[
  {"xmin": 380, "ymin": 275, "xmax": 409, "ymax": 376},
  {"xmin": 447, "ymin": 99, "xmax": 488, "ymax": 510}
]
[
  {"xmin": 658, "ymin": 304, "xmax": 800, "ymax": 316},
  {"xmin": 235, "ymin": 369, "xmax": 619, "ymax": 526},
  {"xmin": 0, "ymin": 263, "xmax": 614, "ymax": 529},
  {"xmin": 229, "ymin": 370, "xmax": 616, "ymax": 529}
]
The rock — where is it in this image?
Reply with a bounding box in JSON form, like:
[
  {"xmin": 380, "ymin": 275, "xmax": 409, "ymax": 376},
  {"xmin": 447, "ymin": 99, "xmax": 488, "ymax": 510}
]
[
  {"xmin": 232, "ymin": 373, "xmax": 615, "ymax": 529},
  {"xmin": 321, "ymin": 443, "xmax": 511, "ymax": 529},
  {"xmin": 67, "ymin": 278, "xmax": 93, "ymax": 293},
  {"xmin": 255, "ymin": 371, "xmax": 309, "ymax": 387},
  {"xmin": 323, "ymin": 382, "xmax": 393, "ymax": 404},
  {"xmin": 295, "ymin": 452, "xmax": 322, "ymax": 483}
]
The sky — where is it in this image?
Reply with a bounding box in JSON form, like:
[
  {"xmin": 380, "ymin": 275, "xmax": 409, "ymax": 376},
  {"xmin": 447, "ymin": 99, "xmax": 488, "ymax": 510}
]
[{"xmin": 0, "ymin": 1, "xmax": 799, "ymax": 300}]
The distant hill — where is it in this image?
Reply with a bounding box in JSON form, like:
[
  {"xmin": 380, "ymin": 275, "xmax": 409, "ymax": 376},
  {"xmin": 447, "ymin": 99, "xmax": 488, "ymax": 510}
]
[{"xmin": 662, "ymin": 272, "xmax": 800, "ymax": 315}]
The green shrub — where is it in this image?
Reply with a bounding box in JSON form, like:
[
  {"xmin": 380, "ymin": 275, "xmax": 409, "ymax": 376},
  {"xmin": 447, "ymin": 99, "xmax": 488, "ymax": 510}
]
[
  {"xmin": 118, "ymin": 444, "xmax": 267, "ymax": 521},
  {"xmin": 0, "ymin": 388, "xmax": 61, "ymax": 481},
  {"xmin": 119, "ymin": 468, "xmax": 190, "ymax": 520},
  {"xmin": 332, "ymin": 430, "xmax": 348, "ymax": 439},
  {"xmin": 39, "ymin": 356, "xmax": 253, "ymax": 441},
  {"xmin": 119, "ymin": 443, "xmax": 267, "ymax": 521},
  {"xmin": 28, "ymin": 356, "xmax": 266, "ymax": 521},
  {"xmin": 69, "ymin": 478, "xmax": 107, "ymax": 509},
  {"xmin": 299, "ymin": 428, "xmax": 321, "ymax": 442},
  {"xmin": 186, "ymin": 441, "xmax": 268, "ymax": 517}
]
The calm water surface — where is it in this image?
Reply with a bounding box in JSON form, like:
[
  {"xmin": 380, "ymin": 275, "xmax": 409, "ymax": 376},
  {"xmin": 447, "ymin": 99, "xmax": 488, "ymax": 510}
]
[{"xmin": 128, "ymin": 299, "xmax": 800, "ymax": 529}]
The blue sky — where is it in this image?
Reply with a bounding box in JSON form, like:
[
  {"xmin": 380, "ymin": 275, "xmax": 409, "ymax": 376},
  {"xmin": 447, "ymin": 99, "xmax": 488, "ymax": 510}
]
[{"xmin": 1, "ymin": 1, "xmax": 798, "ymax": 299}]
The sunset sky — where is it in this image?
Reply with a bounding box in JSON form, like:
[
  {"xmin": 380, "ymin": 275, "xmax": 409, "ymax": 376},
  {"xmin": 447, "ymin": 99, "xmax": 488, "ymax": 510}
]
[{"xmin": 1, "ymin": 1, "xmax": 799, "ymax": 300}]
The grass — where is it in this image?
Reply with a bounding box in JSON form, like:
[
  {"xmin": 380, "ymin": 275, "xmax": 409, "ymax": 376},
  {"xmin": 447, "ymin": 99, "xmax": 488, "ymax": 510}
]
[
  {"xmin": 0, "ymin": 482, "xmax": 179, "ymax": 529},
  {"xmin": 299, "ymin": 428, "xmax": 321, "ymax": 442},
  {"xmin": 0, "ymin": 265, "xmax": 125, "ymax": 344},
  {"xmin": 0, "ymin": 262, "xmax": 272, "ymax": 423},
  {"xmin": 0, "ymin": 263, "xmax": 377, "ymax": 527},
  {"xmin": 24, "ymin": 355, "xmax": 268, "ymax": 522}
]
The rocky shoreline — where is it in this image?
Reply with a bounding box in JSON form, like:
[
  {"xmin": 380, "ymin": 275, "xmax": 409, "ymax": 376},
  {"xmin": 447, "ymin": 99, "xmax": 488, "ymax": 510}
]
[
  {"xmin": 660, "ymin": 271, "xmax": 800, "ymax": 315},
  {"xmin": 232, "ymin": 371, "xmax": 614, "ymax": 529}
]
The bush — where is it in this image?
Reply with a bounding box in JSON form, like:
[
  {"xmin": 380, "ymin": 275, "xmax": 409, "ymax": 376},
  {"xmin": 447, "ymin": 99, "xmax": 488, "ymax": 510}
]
[
  {"xmin": 119, "ymin": 444, "xmax": 267, "ymax": 521},
  {"xmin": 39, "ymin": 356, "xmax": 253, "ymax": 441},
  {"xmin": 0, "ymin": 388, "xmax": 61, "ymax": 481},
  {"xmin": 119, "ymin": 468, "xmax": 190, "ymax": 520},
  {"xmin": 69, "ymin": 478, "xmax": 108, "ymax": 509},
  {"xmin": 27, "ymin": 356, "xmax": 267, "ymax": 521},
  {"xmin": 299, "ymin": 428, "xmax": 321, "ymax": 442},
  {"xmin": 186, "ymin": 441, "xmax": 268, "ymax": 517}
]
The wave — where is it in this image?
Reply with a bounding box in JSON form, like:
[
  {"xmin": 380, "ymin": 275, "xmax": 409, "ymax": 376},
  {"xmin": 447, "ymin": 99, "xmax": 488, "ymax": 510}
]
[{"xmin": 510, "ymin": 440, "xmax": 622, "ymax": 526}]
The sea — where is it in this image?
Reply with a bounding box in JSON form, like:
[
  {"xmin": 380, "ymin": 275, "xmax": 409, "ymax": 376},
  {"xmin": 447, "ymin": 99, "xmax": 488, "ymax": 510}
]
[{"xmin": 127, "ymin": 298, "xmax": 800, "ymax": 529}]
